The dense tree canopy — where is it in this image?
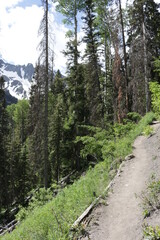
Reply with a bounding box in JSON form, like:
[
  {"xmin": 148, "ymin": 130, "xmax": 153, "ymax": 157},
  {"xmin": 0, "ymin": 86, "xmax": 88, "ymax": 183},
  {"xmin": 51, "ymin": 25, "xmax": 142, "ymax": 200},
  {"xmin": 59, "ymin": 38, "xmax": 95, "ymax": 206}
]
[{"xmin": 0, "ymin": 0, "xmax": 159, "ymax": 217}]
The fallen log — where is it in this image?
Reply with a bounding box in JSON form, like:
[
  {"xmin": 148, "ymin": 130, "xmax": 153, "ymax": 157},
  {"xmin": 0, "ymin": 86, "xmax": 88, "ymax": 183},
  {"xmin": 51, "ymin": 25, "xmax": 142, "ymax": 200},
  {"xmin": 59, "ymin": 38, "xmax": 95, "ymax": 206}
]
[
  {"xmin": 71, "ymin": 161, "xmax": 125, "ymax": 229},
  {"xmin": 58, "ymin": 170, "xmax": 76, "ymax": 185},
  {"xmin": 0, "ymin": 220, "xmax": 19, "ymax": 236}
]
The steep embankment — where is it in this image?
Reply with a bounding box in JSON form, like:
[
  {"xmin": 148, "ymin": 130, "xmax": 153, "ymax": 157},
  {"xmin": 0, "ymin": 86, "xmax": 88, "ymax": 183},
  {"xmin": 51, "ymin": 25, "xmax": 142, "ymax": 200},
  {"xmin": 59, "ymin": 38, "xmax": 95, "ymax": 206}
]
[
  {"xmin": 0, "ymin": 113, "xmax": 156, "ymax": 240},
  {"xmin": 81, "ymin": 122, "xmax": 160, "ymax": 240}
]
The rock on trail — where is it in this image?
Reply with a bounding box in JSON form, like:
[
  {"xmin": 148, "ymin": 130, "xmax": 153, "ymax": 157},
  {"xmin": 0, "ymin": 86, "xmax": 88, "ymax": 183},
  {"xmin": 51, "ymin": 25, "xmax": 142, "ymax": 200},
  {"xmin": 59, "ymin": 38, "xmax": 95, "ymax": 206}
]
[{"xmin": 81, "ymin": 123, "xmax": 160, "ymax": 240}]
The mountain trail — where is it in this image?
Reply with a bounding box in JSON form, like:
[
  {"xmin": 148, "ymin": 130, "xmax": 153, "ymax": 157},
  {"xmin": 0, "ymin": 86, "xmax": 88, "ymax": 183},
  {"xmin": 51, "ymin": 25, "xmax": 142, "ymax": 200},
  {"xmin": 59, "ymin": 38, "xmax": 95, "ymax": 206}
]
[{"xmin": 81, "ymin": 122, "xmax": 160, "ymax": 240}]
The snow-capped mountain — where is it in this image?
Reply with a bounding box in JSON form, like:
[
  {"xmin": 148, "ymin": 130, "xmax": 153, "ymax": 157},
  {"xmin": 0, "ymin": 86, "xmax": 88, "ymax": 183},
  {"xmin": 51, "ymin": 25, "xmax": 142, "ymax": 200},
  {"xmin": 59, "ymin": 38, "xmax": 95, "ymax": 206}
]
[{"xmin": 0, "ymin": 59, "xmax": 34, "ymax": 100}]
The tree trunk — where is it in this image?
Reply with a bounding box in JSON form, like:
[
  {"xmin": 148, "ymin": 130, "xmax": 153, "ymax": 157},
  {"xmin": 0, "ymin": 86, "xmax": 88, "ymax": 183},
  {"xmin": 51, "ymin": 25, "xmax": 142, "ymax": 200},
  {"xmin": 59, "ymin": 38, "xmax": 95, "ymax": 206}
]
[
  {"xmin": 74, "ymin": 0, "xmax": 78, "ymax": 68},
  {"xmin": 44, "ymin": 0, "xmax": 49, "ymax": 189},
  {"xmin": 118, "ymin": 0, "xmax": 128, "ymax": 111},
  {"xmin": 142, "ymin": 17, "xmax": 149, "ymax": 113}
]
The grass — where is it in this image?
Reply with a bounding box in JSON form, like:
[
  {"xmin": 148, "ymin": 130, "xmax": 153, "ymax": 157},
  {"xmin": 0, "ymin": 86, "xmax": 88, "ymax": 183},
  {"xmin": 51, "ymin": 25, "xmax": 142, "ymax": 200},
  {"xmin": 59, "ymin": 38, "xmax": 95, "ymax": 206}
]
[
  {"xmin": 1, "ymin": 112, "xmax": 155, "ymax": 240},
  {"xmin": 141, "ymin": 175, "xmax": 160, "ymax": 239},
  {"xmin": 143, "ymin": 225, "xmax": 160, "ymax": 239},
  {"xmin": 141, "ymin": 177, "xmax": 160, "ymax": 218}
]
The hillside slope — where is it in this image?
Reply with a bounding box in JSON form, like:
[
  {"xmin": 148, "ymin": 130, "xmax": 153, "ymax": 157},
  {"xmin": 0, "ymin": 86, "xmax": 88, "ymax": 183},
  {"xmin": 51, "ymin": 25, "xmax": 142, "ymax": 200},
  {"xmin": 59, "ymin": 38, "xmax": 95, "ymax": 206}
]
[
  {"xmin": 82, "ymin": 122, "xmax": 160, "ymax": 240},
  {"xmin": 0, "ymin": 113, "xmax": 156, "ymax": 240}
]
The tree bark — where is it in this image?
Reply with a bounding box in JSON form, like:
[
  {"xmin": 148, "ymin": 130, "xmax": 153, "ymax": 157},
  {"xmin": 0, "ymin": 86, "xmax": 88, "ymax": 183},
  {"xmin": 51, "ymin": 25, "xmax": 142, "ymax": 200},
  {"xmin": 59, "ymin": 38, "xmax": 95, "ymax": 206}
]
[
  {"xmin": 142, "ymin": 15, "xmax": 149, "ymax": 113},
  {"xmin": 118, "ymin": 0, "xmax": 128, "ymax": 111},
  {"xmin": 44, "ymin": 0, "xmax": 49, "ymax": 189}
]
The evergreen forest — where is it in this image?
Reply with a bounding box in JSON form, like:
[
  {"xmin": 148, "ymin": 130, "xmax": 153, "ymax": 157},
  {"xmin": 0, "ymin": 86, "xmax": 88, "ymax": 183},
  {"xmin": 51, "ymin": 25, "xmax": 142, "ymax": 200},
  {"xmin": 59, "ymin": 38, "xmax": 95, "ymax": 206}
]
[{"xmin": 0, "ymin": 0, "xmax": 160, "ymax": 239}]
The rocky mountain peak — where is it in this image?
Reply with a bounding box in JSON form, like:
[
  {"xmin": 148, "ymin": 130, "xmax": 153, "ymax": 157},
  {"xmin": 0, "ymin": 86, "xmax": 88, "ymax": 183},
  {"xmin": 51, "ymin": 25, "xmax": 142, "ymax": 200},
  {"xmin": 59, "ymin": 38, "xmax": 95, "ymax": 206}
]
[{"xmin": 0, "ymin": 59, "xmax": 34, "ymax": 100}]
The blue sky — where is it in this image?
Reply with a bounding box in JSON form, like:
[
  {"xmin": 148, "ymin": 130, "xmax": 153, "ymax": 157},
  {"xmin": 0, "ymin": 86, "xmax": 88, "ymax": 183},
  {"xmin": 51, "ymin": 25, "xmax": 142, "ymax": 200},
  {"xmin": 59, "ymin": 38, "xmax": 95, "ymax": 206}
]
[
  {"xmin": 17, "ymin": 0, "xmax": 41, "ymax": 7},
  {"xmin": 0, "ymin": 0, "xmax": 159, "ymax": 73},
  {"xmin": 0, "ymin": 0, "xmax": 69, "ymax": 73}
]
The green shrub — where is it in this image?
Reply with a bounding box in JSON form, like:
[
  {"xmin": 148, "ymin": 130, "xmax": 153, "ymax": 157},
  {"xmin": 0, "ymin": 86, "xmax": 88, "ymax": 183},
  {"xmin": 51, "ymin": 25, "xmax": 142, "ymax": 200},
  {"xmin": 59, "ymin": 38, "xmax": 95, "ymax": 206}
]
[
  {"xmin": 1, "ymin": 112, "xmax": 155, "ymax": 240},
  {"xmin": 141, "ymin": 177, "xmax": 160, "ymax": 220},
  {"xmin": 154, "ymin": 57, "xmax": 160, "ymax": 76},
  {"xmin": 113, "ymin": 121, "xmax": 135, "ymax": 139},
  {"xmin": 150, "ymin": 82, "xmax": 160, "ymax": 117},
  {"xmin": 127, "ymin": 112, "xmax": 142, "ymax": 123},
  {"xmin": 143, "ymin": 225, "xmax": 160, "ymax": 239},
  {"xmin": 16, "ymin": 188, "xmax": 53, "ymax": 221},
  {"xmin": 143, "ymin": 125, "xmax": 154, "ymax": 136}
]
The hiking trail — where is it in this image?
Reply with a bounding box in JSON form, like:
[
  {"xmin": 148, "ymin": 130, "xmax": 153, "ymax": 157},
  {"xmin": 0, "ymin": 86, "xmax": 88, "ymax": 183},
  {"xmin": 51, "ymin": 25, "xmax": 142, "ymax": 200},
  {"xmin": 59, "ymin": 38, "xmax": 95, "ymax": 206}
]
[{"xmin": 81, "ymin": 122, "xmax": 160, "ymax": 240}]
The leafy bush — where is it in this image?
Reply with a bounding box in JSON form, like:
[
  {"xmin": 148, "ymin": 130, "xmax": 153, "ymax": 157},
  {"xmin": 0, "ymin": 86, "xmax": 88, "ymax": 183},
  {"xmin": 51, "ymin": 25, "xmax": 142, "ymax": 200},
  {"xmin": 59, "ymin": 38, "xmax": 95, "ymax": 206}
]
[
  {"xmin": 75, "ymin": 125, "xmax": 113, "ymax": 162},
  {"xmin": 113, "ymin": 121, "xmax": 135, "ymax": 139},
  {"xmin": 76, "ymin": 120, "xmax": 136, "ymax": 163},
  {"xmin": 76, "ymin": 112, "xmax": 155, "ymax": 165},
  {"xmin": 16, "ymin": 188, "xmax": 53, "ymax": 221},
  {"xmin": 127, "ymin": 112, "xmax": 142, "ymax": 123},
  {"xmin": 154, "ymin": 57, "xmax": 160, "ymax": 76},
  {"xmin": 1, "ymin": 112, "xmax": 155, "ymax": 240},
  {"xmin": 150, "ymin": 82, "xmax": 160, "ymax": 117},
  {"xmin": 141, "ymin": 179, "xmax": 160, "ymax": 217},
  {"xmin": 143, "ymin": 125, "xmax": 154, "ymax": 136},
  {"xmin": 143, "ymin": 225, "xmax": 160, "ymax": 239}
]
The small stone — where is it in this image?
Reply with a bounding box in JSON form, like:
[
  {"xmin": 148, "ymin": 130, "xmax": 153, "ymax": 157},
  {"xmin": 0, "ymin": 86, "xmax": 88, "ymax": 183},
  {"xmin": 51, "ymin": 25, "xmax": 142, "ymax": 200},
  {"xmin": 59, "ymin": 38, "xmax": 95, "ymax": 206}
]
[{"xmin": 125, "ymin": 154, "xmax": 135, "ymax": 161}]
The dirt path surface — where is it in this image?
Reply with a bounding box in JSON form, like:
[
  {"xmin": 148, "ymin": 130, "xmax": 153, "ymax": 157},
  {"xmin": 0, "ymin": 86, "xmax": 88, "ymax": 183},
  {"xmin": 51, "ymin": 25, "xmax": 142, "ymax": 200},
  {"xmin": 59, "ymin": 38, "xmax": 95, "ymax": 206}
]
[{"xmin": 81, "ymin": 123, "xmax": 160, "ymax": 240}]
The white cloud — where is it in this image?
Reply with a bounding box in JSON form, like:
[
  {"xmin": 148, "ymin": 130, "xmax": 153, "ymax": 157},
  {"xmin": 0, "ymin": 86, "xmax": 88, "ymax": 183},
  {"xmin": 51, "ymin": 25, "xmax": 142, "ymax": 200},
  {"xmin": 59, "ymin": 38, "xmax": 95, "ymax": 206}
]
[
  {"xmin": 0, "ymin": 0, "xmax": 23, "ymax": 9},
  {"xmin": 0, "ymin": 4, "xmax": 43, "ymax": 65},
  {"xmin": 0, "ymin": 1, "xmax": 68, "ymax": 73}
]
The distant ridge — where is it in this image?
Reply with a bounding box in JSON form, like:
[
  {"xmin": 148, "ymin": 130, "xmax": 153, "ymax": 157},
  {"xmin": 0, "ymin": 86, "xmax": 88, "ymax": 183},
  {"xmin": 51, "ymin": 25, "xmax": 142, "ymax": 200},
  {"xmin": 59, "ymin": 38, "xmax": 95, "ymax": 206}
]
[{"xmin": 0, "ymin": 59, "xmax": 34, "ymax": 100}]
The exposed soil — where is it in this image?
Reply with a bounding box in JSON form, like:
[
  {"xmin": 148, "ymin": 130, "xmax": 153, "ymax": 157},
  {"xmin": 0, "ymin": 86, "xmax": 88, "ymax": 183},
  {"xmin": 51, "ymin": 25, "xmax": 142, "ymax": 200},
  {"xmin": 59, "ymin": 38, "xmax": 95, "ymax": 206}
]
[{"xmin": 80, "ymin": 122, "xmax": 160, "ymax": 240}]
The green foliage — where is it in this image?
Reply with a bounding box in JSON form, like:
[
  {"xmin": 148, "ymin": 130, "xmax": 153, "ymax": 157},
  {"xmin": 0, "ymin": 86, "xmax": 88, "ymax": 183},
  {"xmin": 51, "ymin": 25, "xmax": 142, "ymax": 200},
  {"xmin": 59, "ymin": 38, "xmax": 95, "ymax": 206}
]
[
  {"xmin": 16, "ymin": 188, "xmax": 53, "ymax": 222},
  {"xmin": 143, "ymin": 125, "xmax": 154, "ymax": 136},
  {"xmin": 1, "ymin": 112, "xmax": 155, "ymax": 240},
  {"xmin": 75, "ymin": 125, "xmax": 111, "ymax": 161},
  {"xmin": 150, "ymin": 82, "xmax": 160, "ymax": 117},
  {"xmin": 111, "ymin": 112, "xmax": 155, "ymax": 160},
  {"xmin": 2, "ymin": 160, "xmax": 110, "ymax": 240},
  {"xmin": 113, "ymin": 121, "xmax": 135, "ymax": 139},
  {"xmin": 141, "ymin": 179, "xmax": 160, "ymax": 216},
  {"xmin": 143, "ymin": 225, "xmax": 160, "ymax": 239},
  {"xmin": 75, "ymin": 112, "xmax": 155, "ymax": 166},
  {"xmin": 0, "ymin": 77, "xmax": 9, "ymax": 210},
  {"xmin": 154, "ymin": 57, "xmax": 160, "ymax": 76},
  {"xmin": 127, "ymin": 112, "xmax": 142, "ymax": 123}
]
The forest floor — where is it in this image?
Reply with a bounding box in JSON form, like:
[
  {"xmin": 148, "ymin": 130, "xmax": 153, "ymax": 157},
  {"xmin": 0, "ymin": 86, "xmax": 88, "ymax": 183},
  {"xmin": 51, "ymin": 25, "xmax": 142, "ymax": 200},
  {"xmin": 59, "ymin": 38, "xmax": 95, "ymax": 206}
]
[{"xmin": 80, "ymin": 122, "xmax": 160, "ymax": 240}]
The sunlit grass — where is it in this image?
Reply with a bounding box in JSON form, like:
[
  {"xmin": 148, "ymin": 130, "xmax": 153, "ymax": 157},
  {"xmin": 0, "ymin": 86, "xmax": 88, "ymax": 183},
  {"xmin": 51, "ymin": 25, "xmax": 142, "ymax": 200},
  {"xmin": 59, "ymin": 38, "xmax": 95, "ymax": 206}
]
[{"xmin": 1, "ymin": 112, "xmax": 155, "ymax": 240}]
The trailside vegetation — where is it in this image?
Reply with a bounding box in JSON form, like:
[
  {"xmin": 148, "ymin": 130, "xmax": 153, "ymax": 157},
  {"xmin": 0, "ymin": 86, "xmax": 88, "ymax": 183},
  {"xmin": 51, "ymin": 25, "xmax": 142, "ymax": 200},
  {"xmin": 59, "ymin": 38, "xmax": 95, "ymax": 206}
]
[
  {"xmin": 0, "ymin": 0, "xmax": 160, "ymax": 238},
  {"xmin": 0, "ymin": 112, "xmax": 155, "ymax": 240}
]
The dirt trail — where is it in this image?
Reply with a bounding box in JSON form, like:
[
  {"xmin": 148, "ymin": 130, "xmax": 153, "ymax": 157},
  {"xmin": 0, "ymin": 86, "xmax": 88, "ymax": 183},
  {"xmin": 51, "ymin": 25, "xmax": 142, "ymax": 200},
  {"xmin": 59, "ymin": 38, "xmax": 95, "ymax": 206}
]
[{"xmin": 81, "ymin": 123, "xmax": 160, "ymax": 240}]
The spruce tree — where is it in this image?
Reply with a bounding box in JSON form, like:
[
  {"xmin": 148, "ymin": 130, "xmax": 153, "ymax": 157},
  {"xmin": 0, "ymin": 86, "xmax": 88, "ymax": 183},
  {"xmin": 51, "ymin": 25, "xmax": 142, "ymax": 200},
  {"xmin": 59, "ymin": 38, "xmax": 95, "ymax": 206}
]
[
  {"xmin": 28, "ymin": 64, "xmax": 45, "ymax": 186},
  {"xmin": 49, "ymin": 70, "xmax": 66, "ymax": 181},
  {"xmin": 82, "ymin": 0, "xmax": 103, "ymax": 126},
  {"xmin": 95, "ymin": 0, "xmax": 114, "ymax": 121},
  {"xmin": 38, "ymin": 0, "xmax": 53, "ymax": 188},
  {"xmin": 128, "ymin": 0, "xmax": 160, "ymax": 114},
  {"xmin": 0, "ymin": 76, "xmax": 9, "ymax": 210}
]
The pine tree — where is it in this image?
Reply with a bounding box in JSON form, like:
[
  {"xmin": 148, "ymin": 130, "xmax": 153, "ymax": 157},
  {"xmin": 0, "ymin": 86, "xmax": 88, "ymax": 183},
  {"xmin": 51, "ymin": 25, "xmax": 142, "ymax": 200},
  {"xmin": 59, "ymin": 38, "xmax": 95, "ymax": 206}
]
[
  {"xmin": 28, "ymin": 64, "xmax": 45, "ymax": 186},
  {"xmin": 82, "ymin": 0, "xmax": 103, "ymax": 126},
  {"xmin": 49, "ymin": 70, "xmax": 66, "ymax": 181},
  {"xmin": 54, "ymin": 0, "xmax": 84, "ymax": 69},
  {"xmin": 38, "ymin": 0, "xmax": 53, "ymax": 188},
  {"xmin": 95, "ymin": 0, "xmax": 114, "ymax": 121},
  {"xmin": 0, "ymin": 76, "xmax": 9, "ymax": 210},
  {"xmin": 128, "ymin": 0, "xmax": 160, "ymax": 114},
  {"xmin": 118, "ymin": 0, "xmax": 128, "ymax": 111},
  {"xmin": 55, "ymin": 0, "xmax": 87, "ymax": 170},
  {"xmin": 7, "ymin": 100, "xmax": 30, "ymax": 205}
]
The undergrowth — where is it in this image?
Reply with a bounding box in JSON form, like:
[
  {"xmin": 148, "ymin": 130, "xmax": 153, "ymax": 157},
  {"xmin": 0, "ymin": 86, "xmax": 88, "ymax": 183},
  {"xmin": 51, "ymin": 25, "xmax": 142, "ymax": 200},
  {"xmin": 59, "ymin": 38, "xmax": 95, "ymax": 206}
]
[
  {"xmin": 141, "ymin": 176, "xmax": 160, "ymax": 239},
  {"xmin": 1, "ymin": 112, "xmax": 155, "ymax": 240},
  {"xmin": 141, "ymin": 177, "xmax": 160, "ymax": 218},
  {"xmin": 143, "ymin": 225, "xmax": 160, "ymax": 239}
]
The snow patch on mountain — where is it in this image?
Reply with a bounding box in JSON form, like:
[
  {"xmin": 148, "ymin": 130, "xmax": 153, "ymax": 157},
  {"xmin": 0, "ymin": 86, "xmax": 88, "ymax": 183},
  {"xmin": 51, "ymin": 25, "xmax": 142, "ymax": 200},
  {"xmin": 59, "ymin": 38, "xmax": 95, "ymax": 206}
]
[{"xmin": 0, "ymin": 59, "xmax": 34, "ymax": 100}]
